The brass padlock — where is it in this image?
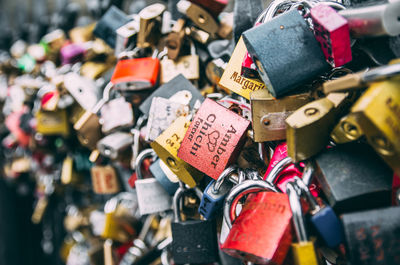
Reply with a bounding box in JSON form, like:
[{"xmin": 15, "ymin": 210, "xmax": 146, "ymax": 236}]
[
  {"xmin": 330, "ymin": 113, "xmax": 364, "ymax": 144},
  {"xmin": 61, "ymin": 156, "xmax": 79, "ymax": 185},
  {"xmin": 251, "ymin": 89, "xmax": 312, "ymax": 142},
  {"xmin": 137, "ymin": 3, "xmax": 166, "ymax": 48},
  {"xmin": 69, "ymin": 23, "xmax": 95, "ymax": 44},
  {"xmin": 218, "ymin": 37, "xmax": 266, "ymax": 99},
  {"xmin": 349, "ymin": 80, "xmax": 400, "ymax": 174},
  {"xmin": 177, "ymin": 0, "xmax": 219, "ymax": 35},
  {"xmin": 36, "ymin": 109, "xmax": 69, "ymax": 136},
  {"xmin": 151, "ymin": 116, "xmax": 204, "ymax": 188},
  {"xmin": 80, "ymin": 62, "xmax": 110, "ymax": 80},
  {"xmin": 286, "ymin": 93, "xmax": 350, "ymax": 162},
  {"xmin": 186, "ymin": 26, "xmax": 211, "ymax": 45},
  {"xmin": 166, "ymin": 18, "xmax": 186, "ymax": 60}
]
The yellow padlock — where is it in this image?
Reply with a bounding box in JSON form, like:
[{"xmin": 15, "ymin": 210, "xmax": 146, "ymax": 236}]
[
  {"xmin": 150, "ymin": 116, "xmax": 203, "ymax": 188},
  {"xmin": 36, "ymin": 109, "xmax": 70, "ymax": 136}
]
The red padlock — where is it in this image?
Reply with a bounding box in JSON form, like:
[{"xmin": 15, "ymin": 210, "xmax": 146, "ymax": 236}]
[
  {"xmin": 221, "ymin": 180, "xmax": 292, "ymax": 264},
  {"xmin": 310, "ymin": 4, "xmax": 352, "ymax": 67},
  {"xmin": 111, "ymin": 57, "xmax": 160, "ymax": 90},
  {"xmin": 177, "ymin": 98, "xmax": 250, "ymax": 180},
  {"xmin": 392, "ymin": 173, "xmax": 400, "ymax": 205}
]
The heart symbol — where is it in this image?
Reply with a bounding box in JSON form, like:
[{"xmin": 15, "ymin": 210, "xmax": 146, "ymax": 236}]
[{"xmin": 207, "ymin": 130, "xmax": 220, "ymax": 152}]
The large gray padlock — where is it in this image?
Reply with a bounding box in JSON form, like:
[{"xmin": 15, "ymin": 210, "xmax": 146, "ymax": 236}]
[{"xmin": 135, "ymin": 149, "xmax": 172, "ymax": 216}]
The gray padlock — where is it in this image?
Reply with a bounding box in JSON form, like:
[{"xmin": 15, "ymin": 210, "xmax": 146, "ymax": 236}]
[
  {"xmin": 242, "ymin": 9, "xmax": 329, "ymax": 98},
  {"xmin": 97, "ymin": 132, "xmax": 134, "ymax": 160},
  {"xmin": 100, "ymin": 97, "xmax": 134, "ymax": 134}
]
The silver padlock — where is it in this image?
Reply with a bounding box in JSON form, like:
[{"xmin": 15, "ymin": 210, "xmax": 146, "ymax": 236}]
[
  {"xmin": 135, "ymin": 149, "xmax": 173, "ymax": 216},
  {"xmin": 97, "ymin": 132, "xmax": 134, "ymax": 160},
  {"xmin": 145, "ymin": 96, "xmax": 189, "ymax": 142},
  {"xmin": 100, "ymin": 97, "xmax": 134, "ymax": 134},
  {"xmin": 115, "ymin": 15, "xmax": 140, "ymax": 56}
]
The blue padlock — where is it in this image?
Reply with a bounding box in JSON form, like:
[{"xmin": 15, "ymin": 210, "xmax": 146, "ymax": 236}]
[
  {"xmin": 199, "ymin": 166, "xmax": 244, "ymax": 220},
  {"xmin": 294, "ymin": 176, "xmax": 345, "ymax": 248},
  {"xmin": 242, "ymin": 9, "xmax": 330, "ymax": 98},
  {"xmin": 149, "ymin": 158, "xmax": 179, "ymax": 196}
]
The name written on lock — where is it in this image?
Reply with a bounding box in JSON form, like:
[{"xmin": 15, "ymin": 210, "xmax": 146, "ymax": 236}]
[{"xmin": 178, "ymin": 98, "xmax": 250, "ymax": 179}]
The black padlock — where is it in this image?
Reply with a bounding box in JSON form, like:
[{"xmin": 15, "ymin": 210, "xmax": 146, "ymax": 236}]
[
  {"xmin": 93, "ymin": 5, "xmax": 130, "ymax": 49},
  {"xmin": 171, "ymin": 187, "xmax": 219, "ymax": 264},
  {"xmin": 314, "ymin": 142, "xmax": 392, "ymax": 213},
  {"xmin": 342, "ymin": 206, "xmax": 400, "ymax": 265},
  {"xmin": 242, "ymin": 9, "xmax": 329, "ymax": 98},
  {"xmin": 139, "ymin": 74, "xmax": 204, "ymax": 117}
]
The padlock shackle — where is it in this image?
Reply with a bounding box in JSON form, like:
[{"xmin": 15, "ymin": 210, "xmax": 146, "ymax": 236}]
[
  {"xmin": 135, "ymin": 148, "xmax": 157, "ymax": 180},
  {"xmin": 173, "ymin": 186, "xmax": 203, "ymax": 222},
  {"xmin": 287, "ymin": 181, "xmax": 308, "ymax": 243},
  {"xmin": 294, "ymin": 176, "xmax": 321, "ymax": 213},
  {"xmin": 223, "ymin": 179, "xmax": 278, "ymax": 228},
  {"xmin": 212, "ymin": 165, "xmax": 244, "ymax": 194},
  {"xmin": 265, "ymin": 156, "xmax": 293, "ymax": 186},
  {"xmin": 92, "ymin": 82, "xmax": 114, "ymax": 114}
]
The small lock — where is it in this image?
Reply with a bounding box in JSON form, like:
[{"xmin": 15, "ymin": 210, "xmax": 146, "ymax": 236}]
[
  {"xmin": 35, "ymin": 109, "xmax": 70, "ymax": 136},
  {"xmin": 242, "ymin": 9, "xmax": 329, "ymax": 98},
  {"xmin": 160, "ymin": 41, "xmax": 200, "ymax": 84},
  {"xmin": 199, "ymin": 165, "xmax": 241, "ymax": 219},
  {"xmin": 63, "ymin": 72, "xmax": 100, "ymax": 111},
  {"xmin": 93, "ymin": 6, "xmax": 130, "ymax": 49},
  {"xmin": 80, "ymin": 61, "xmax": 110, "ymax": 80},
  {"xmin": 139, "ymin": 74, "xmax": 204, "ymax": 118},
  {"xmin": 177, "ymin": 0, "xmax": 219, "ymax": 35},
  {"xmin": 137, "ymin": 3, "xmax": 166, "ymax": 48},
  {"xmin": 165, "ymin": 18, "xmax": 186, "ymax": 61},
  {"xmin": 145, "ymin": 96, "xmax": 189, "ymax": 142},
  {"xmin": 339, "ymin": 1, "xmax": 400, "ymax": 38},
  {"xmin": 348, "ymin": 80, "xmax": 400, "ymax": 174},
  {"xmin": 135, "ymin": 149, "xmax": 172, "ymax": 215},
  {"xmin": 91, "ymin": 165, "xmax": 120, "ymax": 195},
  {"xmin": 219, "ymin": 37, "xmax": 266, "ymax": 100},
  {"xmin": 97, "ymin": 132, "xmax": 134, "ymax": 160},
  {"xmin": 60, "ymin": 43, "xmax": 85, "ymax": 65},
  {"xmin": 149, "ymin": 158, "xmax": 179, "ymax": 196},
  {"xmin": 171, "ymin": 187, "xmax": 219, "ymax": 264},
  {"xmin": 178, "ymin": 98, "xmax": 250, "ymax": 180},
  {"xmin": 286, "ymin": 181, "xmax": 319, "ymax": 265},
  {"xmin": 115, "ymin": 17, "xmax": 140, "ymax": 56},
  {"xmin": 151, "ymin": 116, "xmax": 204, "ymax": 188},
  {"xmin": 314, "ymin": 142, "xmax": 392, "ymax": 213},
  {"xmin": 311, "ymin": 4, "xmax": 352, "ymax": 67},
  {"xmin": 68, "ymin": 23, "xmax": 95, "ymax": 44},
  {"xmin": 251, "ymin": 89, "xmax": 312, "ymax": 142},
  {"xmin": 342, "ymin": 206, "xmax": 400, "ymax": 265},
  {"xmin": 100, "ymin": 97, "xmax": 134, "ymax": 134}
]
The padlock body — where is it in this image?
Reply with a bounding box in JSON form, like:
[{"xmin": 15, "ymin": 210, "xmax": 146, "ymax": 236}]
[
  {"xmin": 342, "ymin": 206, "xmax": 400, "ymax": 265},
  {"xmin": 310, "ymin": 206, "xmax": 344, "ymax": 248},
  {"xmin": 149, "ymin": 159, "xmax": 179, "ymax": 195},
  {"xmin": 189, "ymin": 0, "xmax": 227, "ymax": 18},
  {"xmin": 91, "ymin": 165, "xmax": 120, "ymax": 194},
  {"xmin": 111, "ymin": 57, "xmax": 160, "ymax": 90},
  {"xmin": 60, "ymin": 43, "xmax": 85, "ymax": 65},
  {"xmin": 36, "ymin": 109, "xmax": 70, "ymax": 136},
  {"xmin": 160, "ymin": 55, "xmax": 200, "ymax": 83},
  {"xmin": 219, "ymin": 37, "xmax": 266, "ymax": 100},
  {"xmin": 292, "ymin": 242, "xmax": 319, "ymax": 265},
  {"xmin": 311, "ymin": 4, "xmax": 352, "ymax": 67},
  {"xmin": 314, "ymin": 142, "xmax": 392, "ymax": 213},
  {"xmin": 171, "ymin": 219, "xmax": 218, "ymax": 264},
  {"xmin": 178, "ymin": 98, "xmax": 250, "ymax": 180},
  {"xmin": 243, "ymin": 10, "xmax": 329, "ymax": 98},
  {"xmin": 135, "ymin": 178, "xmax": 172, "ymax": 215},
  {"xmin": 199, "ymin": 179, "xmax": 232, "ymax": 219},
  {"xmin": 222, "ymin": 192, "xmax": 293, "ymax": 264}
]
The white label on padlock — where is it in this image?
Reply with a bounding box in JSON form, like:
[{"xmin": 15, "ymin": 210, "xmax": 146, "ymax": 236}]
[{"xmin": 100, "ymin": 97, "xmax": 134, "ymax": 133}]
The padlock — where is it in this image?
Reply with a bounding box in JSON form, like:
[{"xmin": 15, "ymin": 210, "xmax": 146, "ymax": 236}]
[
  {"xmin": 93, "ymin": 5, "xmax": 130, "ymax": 49},
  {"xmin": 348, "ymin": 80, "xmax": 400, "ymax": 174},
  {"xmin": 199, "ymin": 165, "xmax": 242, "ymax": 220},
  {"xmin": 61, "ymin": 156, "xmax": 79, "ymax": 185},
  {"xmin": 80, "ymin": 62, "xmax": 110, "ymax": 80},
  {"xmin": 139, "ymin": 74, "xmax": 204, "ymax": 117},
  {"xmin": 251, "ymin": 89, "xmax": 312, "ymax": 142},
  {"xmin": 393, "ymin": 173, "xmax": 400, "ymax": 206},
  {"xmin": 97, "ymin": 132, "xmax": 134, "ymax": 160},
  {"xmin": 91, "ymin": 165, "xmax": 120, "ymax": 195},
  {"xmin": 341, "ymin": 206, "xmax": 400, "ymax": 265},
  {"xmin": 330, "ymin": 113, "xmax": 364, "ymax": 144},
  {"xmin": 286, "ymin": 93, "xmax": 350, "ymax": 162},
  {"xmin": 286, "ymin": 181, "xmax": 319, "ymax": 265},
  {"xmin": 115, "ymin": 17, "xmax": 140, "ymax": 56},
  {"xmin": 314, "ymin": 142, "xmax": 392, "ymax": 213},
  {"xmin": 63, "ymin": 72, "xmax": 100, "ymax": 111},
  {"xmin": 160, "ymin": 42, "xmax": 200, "ymax": 83},
  {"xmin": 100, "ymin": 97, "xmax": 134, "ymax": 134},
  {"xmin": 221, "ymin": 179, "xmax": 291, "ymax": 264},
  {"xmin": 177, "ymin": 0, "xmax": 219, "ymax": 35},
  {"xmin": 111, "ymin": 53, "xmax": 160, "ymax": 91},
  {"xmin": 69, "ymin": 23, "xmax": 95, "ymax": 44},
  {"xmin": 35, "ymin": 109, "xmax": 70, "ymax": 136},
  {"xmin": 60, "ymin": 43, "xmax": 85, "ymax": 65},
  {"xmin": 73, "ymin": 83, "xmax": 112, "ymax": 149},
  {"xmin": 151, "ymin": 116, "xmax": 204, "ymax": 188},
  {"xmin": 219, "ymin": 37, "xmax": 266, "ymax": 99},
  {"xmin": 135, "ymin": 149, "xmax": 172, "ymax": 215},
  {"xmin": 171, "ymin": 186, "xmax": 219, "ymax": 264},
  {"xmin": 206, "ymin": 57, "xmax": 227, "ymax": 86},
  {"xmin": 178, "ymin": 98, "xmax": 250, "ymax": 180},
  {"xmin": 242, "ymin": 9, "xmax": 329, "ymax": 98},
  {"xmin": 165, "ymin": 18, "xmax": 186, "ymax": 60},
  {"xmin": 294, "ymin": 177, "xmax": 344, "ymax": 248},
  {"xmin": 217, "ymin": 12, "xmax": 233, "ymax": 39},
  {"xmin": 145, "ymin": 96, "xmax": 189, "ymax": 142},
  {"xmin": 186, "ymin": 26, "xmax": 211, "ymax": 44},
  {"xmin": 188, "ymin": 0, "xmax": 228, "ymax": 18},
  {"xmin": 339, "ymin": 1, "xmax": 400, "ymax": 38},
  {"xmin": 310, "ymin": 4, "xmax": 352, "ymax": 67},
  {"xmin": 322, "ymin": 63, "xmax": 400, "ymax": 94},
  {"xmin": 149, "ymin": 159, "xmax": 179, "ymax": 196},
  {"xmin": 137, "ymin": 3, "xmax": 166, "ymax": 48}
]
